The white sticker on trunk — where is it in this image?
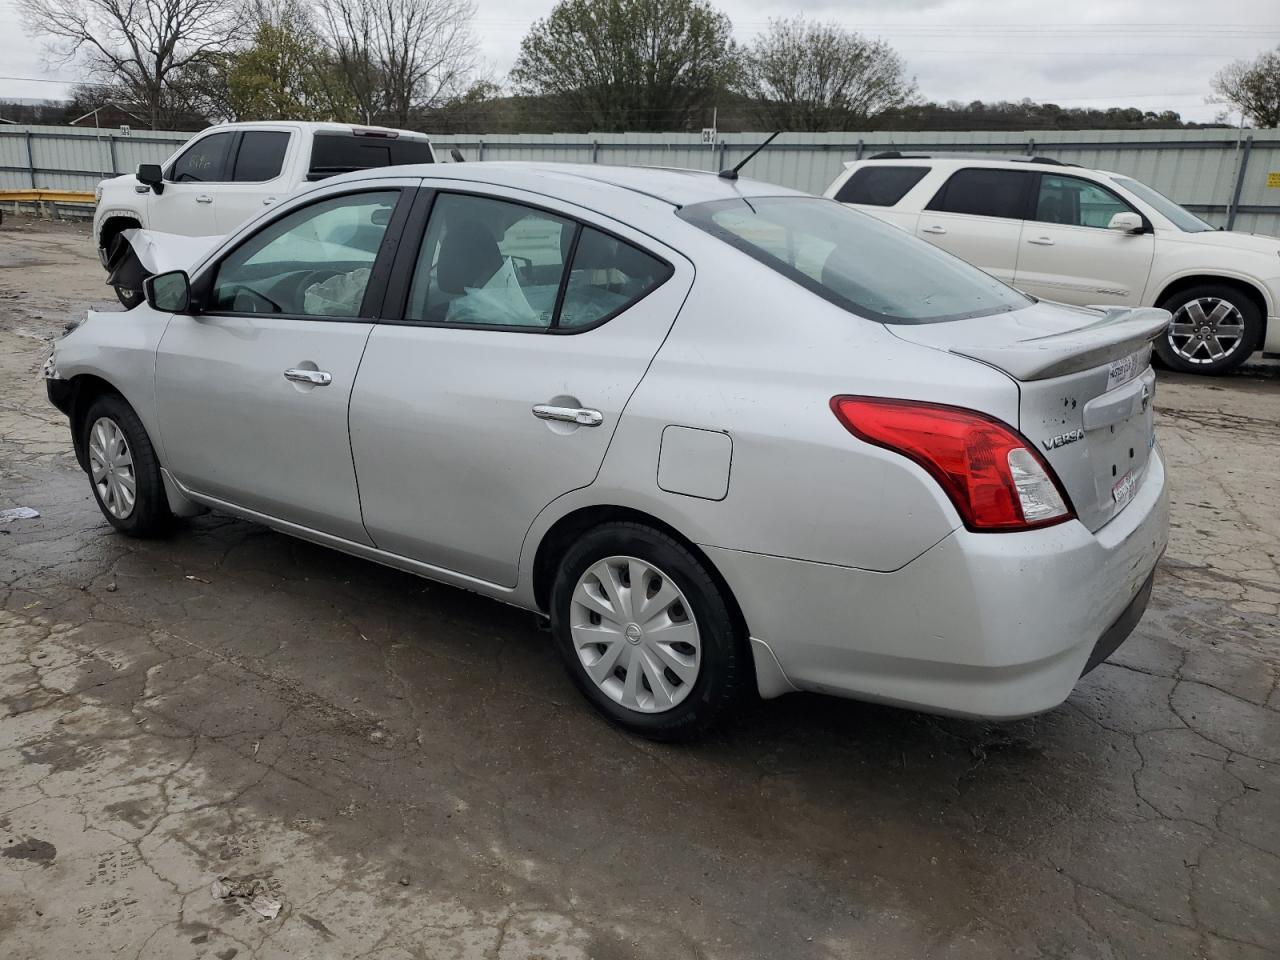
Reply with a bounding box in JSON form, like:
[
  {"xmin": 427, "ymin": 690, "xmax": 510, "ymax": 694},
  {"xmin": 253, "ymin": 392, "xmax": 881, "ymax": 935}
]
[
  {"xmin": 1112, "ymin": 470, "xmax": 1138, "ymax": 511},
  {"xmin": 1106, "ymin": 347, "xmax": 1148, "ymax": 392}
]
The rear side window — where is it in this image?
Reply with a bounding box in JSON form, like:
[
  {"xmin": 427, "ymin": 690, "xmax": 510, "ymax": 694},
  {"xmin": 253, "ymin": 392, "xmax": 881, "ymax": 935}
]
[
  {"xmin": 927, "ymin": 168, "xmax": 1032, "ymax": 219},
  {"xmin": 233, "ymin": 131, "xmax": 290, "ymax": 182},
  {"xmin": 309, "ymin": 133, "xmax": 434, "ymax": 179},
  {"xmin": 834, "ymin": 166, "xmax": 929, "ymax": 206},
  {"xmin": 169, "ymin": 132, "xmax": 235, "ymax": 183},
  {"xmin": 560, "ymin": 228, "xmax": 672, "ymax": 329}
]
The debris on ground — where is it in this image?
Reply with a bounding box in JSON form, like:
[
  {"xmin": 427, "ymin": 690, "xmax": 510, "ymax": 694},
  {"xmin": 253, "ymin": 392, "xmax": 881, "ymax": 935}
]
[
  {"xmin": 211, "ymin": 876, "xmax": 283, "ymax": 920},
  {"xmin": 0, "ymin": 506, "xmax": 39, "ymax": 523},
  {"xmin": 185, "ymin": 575, "xmax": 212, "ymax": 583}
]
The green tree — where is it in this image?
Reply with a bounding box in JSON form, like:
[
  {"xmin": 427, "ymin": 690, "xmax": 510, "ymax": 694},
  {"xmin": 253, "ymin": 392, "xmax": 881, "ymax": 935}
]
[
  {"xmin": 1212, "ymin": 46, "xmax": 1280, "ymax": 129},
  {"xmin": 509, "ymin": 0, "xmax": 736, "ymax": 132},
  {"xmin": 737, "ymin": 17, "xmax": 915, "ymax": 131},
  {"xmin": 226, "ymin": 0, "xmax": 355, "ymax": 121}
]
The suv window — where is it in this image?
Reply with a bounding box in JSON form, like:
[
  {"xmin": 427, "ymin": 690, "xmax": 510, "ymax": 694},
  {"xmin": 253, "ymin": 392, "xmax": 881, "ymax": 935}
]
[
  {"xmin": 1035, "ymin": 174, "xmax": 1133, "ymax": 228},
  {"xmin": 232, "ymin": 131, "xmax": 290, "ymax": 182},
  {"xmin": 560, "ymin": 228, "xmax": 672, "ymax": 329},
  {"xmin": 834, "ymin": 166, "xmax": 929, "ymax": 206},
  {"xmin": 407, "ymin": 193, "xmax": 572, "ymax": 328},
  {"xmin": 679, "ymin": 196, "xmax": 1029, "ymax": 325},
  {"xmin": 309, "ymin": 133, "xmax": 434, "ymax": 180},
  {"xmin": 210, "ymin": 191, "xmax": 399, "ymax": 317},
  {"xmin": 169, "ymin": 132, "xmax": 235, "ymax": 183},
  {"xmin": 926, "ymin": 168, "xmax": 1032, "ymax": 219}
]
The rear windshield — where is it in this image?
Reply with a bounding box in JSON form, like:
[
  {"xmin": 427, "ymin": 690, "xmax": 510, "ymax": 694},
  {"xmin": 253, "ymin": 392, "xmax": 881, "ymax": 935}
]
[
  {"xmin": 678, "ymin": 197, "xmax": 1030, "ymax": 325},
  {"xmin": 308, "ymin": 133, "xmax": 434, "ymax": 179}
]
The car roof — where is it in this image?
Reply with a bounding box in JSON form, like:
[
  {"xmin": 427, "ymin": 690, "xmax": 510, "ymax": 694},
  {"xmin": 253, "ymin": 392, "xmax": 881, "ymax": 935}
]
[{"xmin": 332, "ymin": 161, "xmax": 810, "ymax": 209}]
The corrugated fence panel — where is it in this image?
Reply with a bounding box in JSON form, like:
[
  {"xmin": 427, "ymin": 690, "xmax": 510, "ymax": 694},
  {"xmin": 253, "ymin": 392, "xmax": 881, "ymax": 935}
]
[{"xmin": 4, "ymin": 124, "xmax": 1278, "ymax": 235}]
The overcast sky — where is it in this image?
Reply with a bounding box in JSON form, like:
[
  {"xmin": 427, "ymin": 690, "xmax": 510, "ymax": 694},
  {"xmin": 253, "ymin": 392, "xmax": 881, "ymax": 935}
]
[{"xmin": 2, "ymin": 0, "xmax": 1278, "ymax": 124}]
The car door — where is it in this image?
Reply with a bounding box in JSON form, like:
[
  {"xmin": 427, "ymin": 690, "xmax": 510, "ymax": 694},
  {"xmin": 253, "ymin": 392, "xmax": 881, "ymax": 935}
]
[
  {"xmin": 1013, "ymin": 173, "xmax": 1156, "ymax": 306},
  {"xmin": 154, "ymin": 182, "xmax": 414, "ymax": 544},
  {"xmin": 213, "ymin": 129, "xmax": 295, "ymax": 234},
  {"xmin": 349, "ymin": 186, "xmax": 693, "ymax": 587},
  {"xmin": 913, "ymin": 168, "xmax": 1034, "ymax": 285},
  {"xmin": 151, "ymin": 131, "xmax": 237, "ymax": 235}
]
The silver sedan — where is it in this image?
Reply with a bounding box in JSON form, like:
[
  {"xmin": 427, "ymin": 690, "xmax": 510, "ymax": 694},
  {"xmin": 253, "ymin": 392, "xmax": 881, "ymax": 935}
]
[{"xmin": 45, "ymin": 163, "xmax": 1169, "ymax": 740}]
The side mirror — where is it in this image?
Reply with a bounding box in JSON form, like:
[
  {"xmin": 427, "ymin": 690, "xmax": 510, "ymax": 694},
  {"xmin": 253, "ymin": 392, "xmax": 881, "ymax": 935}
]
[
  {"xmin": 136, "ymin": 163, "xmax": 164, "ymax": 194},
  {"xmin": 1107, "ymin": 211, "xmax": 1144, "ymax": 233},
  {"xmin": 144, "ymin": 270, "xmax": 192, "ymax": 313}
]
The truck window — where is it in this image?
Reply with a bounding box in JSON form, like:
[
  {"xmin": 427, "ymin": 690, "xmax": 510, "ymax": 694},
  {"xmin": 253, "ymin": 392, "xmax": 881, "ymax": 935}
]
[
  {"xmin": 926, "ymin": 169, "xmax": 1033, "ymax": 220},
  {"xmin": 169, "ymin": 132, "xmax": 235, "ymax": 183},
  {"xmin": 308, "ymin": 133, "xmax": 434, "ymax": 180},
  {"xmin": 232, "ymin": 131, "xmax": 290, "ymax": 182},
  {"xmin": 834, "ymin": 166, "xmax": 929, "ymax": 206}
]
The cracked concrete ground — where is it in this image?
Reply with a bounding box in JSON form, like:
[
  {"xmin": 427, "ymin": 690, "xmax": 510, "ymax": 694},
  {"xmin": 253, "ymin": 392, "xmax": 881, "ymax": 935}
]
[{"xmin": 1, "ymin": 218, "xmax": 1278, "ymax": 959}]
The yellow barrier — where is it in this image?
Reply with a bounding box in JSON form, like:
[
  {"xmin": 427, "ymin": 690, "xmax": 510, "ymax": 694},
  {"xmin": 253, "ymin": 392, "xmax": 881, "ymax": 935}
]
[{"xmin": 0, "ymin": 189, "xmax": 96, "ymax": 204}]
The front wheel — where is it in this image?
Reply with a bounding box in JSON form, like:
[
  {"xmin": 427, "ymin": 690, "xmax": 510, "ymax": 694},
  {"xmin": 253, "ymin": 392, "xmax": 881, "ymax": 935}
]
[
  {"xmin": 1154, "ymin": 284, "xmax": 1262, "ymax": 375},
  {"xmin": 550, "ymin": 522, "xmax": 749, "ymax": 741},
  {"xmin": 113, "ymin": 284, "xmax": 145, "ymax": 309},
  {"xmin": 81, "ymin": 394, "xmax": 171, "ymax": 537}
]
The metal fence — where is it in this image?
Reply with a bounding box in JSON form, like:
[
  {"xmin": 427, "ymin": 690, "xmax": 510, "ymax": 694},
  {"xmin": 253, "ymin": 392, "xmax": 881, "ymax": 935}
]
[{"xmin": 3, "ymin": 124, "xmax": 1279, "ymax": 235}]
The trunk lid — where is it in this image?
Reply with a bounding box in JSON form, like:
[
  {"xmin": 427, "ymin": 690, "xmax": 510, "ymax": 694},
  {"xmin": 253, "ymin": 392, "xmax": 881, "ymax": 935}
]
[{"xmin": 890, "ymin": 301, "xmax": 1167, "ymax": 532}]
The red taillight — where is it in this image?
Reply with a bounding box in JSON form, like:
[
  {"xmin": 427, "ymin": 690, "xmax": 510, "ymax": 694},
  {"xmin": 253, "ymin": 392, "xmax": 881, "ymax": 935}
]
[{"xmin": 830, "ymin": 396, "xmax": 1074, "ymax": 532}]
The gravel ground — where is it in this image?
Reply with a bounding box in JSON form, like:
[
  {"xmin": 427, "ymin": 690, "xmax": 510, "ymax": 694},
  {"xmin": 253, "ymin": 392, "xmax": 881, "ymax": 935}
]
[{"xmin": 1, "ymin": 218, "xmax": 1278, "ymax": 960}]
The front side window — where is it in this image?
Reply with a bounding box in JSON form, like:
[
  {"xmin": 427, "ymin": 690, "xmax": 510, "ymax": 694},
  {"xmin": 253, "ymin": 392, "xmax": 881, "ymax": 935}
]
[
  {"xmin": 407, "ymin": 193, "xmax": 572, "ymax": 328},
  {"xmin": 233, "ymin": 131, "xmax": 290, "ymax": 182},
  {"xmin": 169, "ymin": 132, "xmax": 235, "ymax": 183},
  {"xmin": 926, "ymin": 168, "xmax": 1032, "ymax": 219},
  {"xmin": 679, "ymin": 197, "xmax": 1030, "ymax": 325},
  {"xmin": 1112, "ymin": 176, "xmax": 1213, "ymax": 232},
  {"xmin": 1035, "ymin": 174, "xmax": 1132, "ymax": 228},
  {"xmin": 834, "ymin": 166, "xmax": 930, "ymax": 206},
  {"xmin": 210, "ymin": 190, "xmax": 398, "ymax": 317}
]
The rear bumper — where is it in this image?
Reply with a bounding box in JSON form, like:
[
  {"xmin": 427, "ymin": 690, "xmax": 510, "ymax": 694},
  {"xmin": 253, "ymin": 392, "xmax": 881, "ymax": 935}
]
[{"xmin": 708, "ymin": 446, "xmax": 1168, "ymax": 719}]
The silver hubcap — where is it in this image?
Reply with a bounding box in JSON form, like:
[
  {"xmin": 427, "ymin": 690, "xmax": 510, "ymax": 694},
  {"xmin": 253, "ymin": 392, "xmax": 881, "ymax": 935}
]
[
  {"xmin": 570, "ymin": 556, "xmax": 701, "ymax": 714},
  {"xmin": 88, "ymin": 417, "xmax": 136, "ymax": 520},
  {"xmin": 1168, "ymin": 297, "xmax": 1245, "ymax": 365}
]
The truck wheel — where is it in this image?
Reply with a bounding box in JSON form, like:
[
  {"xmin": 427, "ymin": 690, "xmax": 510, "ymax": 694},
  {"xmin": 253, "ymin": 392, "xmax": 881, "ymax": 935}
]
[{"xmin": 1154, "ymin": 284, "xmax": 1262, "ymax": 375}]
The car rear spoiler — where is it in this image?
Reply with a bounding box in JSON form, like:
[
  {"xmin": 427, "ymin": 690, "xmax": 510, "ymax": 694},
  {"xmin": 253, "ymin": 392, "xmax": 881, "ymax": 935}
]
[{"xmin": 950, "ymin": 307, "xmax": 1171, "ymax": 381}]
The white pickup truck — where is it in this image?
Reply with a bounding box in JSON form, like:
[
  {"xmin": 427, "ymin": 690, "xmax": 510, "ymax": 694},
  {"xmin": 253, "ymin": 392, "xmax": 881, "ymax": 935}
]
[{"xmin": 95, "ymin": 121, "xmax": 436, "ymax": 305}]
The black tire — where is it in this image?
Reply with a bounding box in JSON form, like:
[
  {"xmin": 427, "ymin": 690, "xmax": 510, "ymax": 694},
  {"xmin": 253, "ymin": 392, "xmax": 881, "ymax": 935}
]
[
  {"xmin": 81, "ymin": 393, "xmax": 172, "ymax": 537},
  {"xmin": 114, "ymin": 284, "xmax": 145, "ymax": 309},
  {"xmin": 550, "ymin": 521, "xmax": 749, "ymax": 742},
  {"xmin": 1154, "ymin": 284, "xmax": 1263, "ymax": 375}
]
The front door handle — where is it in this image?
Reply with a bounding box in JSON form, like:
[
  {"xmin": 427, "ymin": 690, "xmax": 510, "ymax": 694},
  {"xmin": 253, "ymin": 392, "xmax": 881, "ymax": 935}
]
[
  {"xmin": 284, "ymin": 368, "xmax": 332, "ymax": 386},
  {"xmin": 533, "ymin": 404, "xmax": 603, "ymax": 426},
  {"xmin": 262, "ymin": 196, "xmax": 277, "ymax": 206},
  {"xmin": 195, "ymin": 194, "xmax": 213, "ymax": 204},
  {"xmin": 1027, "ymin": 236, "xmax": 1055, "ymax": 246},
  {"xmin": 920, "ymin": 225, "xmax": 947, "ymax": 235}
]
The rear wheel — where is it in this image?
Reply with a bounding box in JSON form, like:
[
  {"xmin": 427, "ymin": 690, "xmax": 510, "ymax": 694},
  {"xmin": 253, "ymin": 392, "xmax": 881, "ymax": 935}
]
[
  {"xmin": 550, "ymin": 522, "xmax": 748, "ymax": 741},
  {"xmin": 1154, "ymin": 284, "xmax": 1262, "ymax": 375},
  {"xmin": 81, "ymin": 394, "xmax": 171, "ymax": 537}
]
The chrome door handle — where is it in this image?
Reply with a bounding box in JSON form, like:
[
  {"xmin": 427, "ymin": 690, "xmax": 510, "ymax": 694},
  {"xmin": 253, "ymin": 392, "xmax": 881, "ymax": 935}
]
[
  {"xmin": 921, "ymin": 225, "xmax": 947, "ymax": 235},
  {"xmin": 1028, "ymin": 236, "xmax": 1055, "ymax": 246},
  {"xmin": 195, "ymin": 194, "xmax": 213, "ymax": 204},
  {"xmin": 284, "ymin": 368, "xmax": 332, "ymax": 386},
  {"xmin": 532, "ymin": 404, "xmax": 603, "ymax": 426}
]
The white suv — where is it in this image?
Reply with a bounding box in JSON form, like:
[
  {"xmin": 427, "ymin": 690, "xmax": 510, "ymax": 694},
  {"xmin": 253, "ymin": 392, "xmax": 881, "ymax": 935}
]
[{"xmin": 826, "ymin": 155, "xmax": 1280, "ymax": 374}]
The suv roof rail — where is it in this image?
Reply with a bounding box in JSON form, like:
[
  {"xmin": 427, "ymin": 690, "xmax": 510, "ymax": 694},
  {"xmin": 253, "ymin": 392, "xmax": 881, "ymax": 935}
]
[{"xmin": 866, "ymin": 151, "xmax": 1077, "ymax": 167}]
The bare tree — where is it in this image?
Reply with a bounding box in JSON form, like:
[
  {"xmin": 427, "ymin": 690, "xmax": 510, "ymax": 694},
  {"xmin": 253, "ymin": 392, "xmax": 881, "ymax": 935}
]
[
  {"xmin": 318, "ymin": 0, "xmax": 478, "ymax": 127},
  {"xmin": 737, "ymin": 17, "xmax": 916, "ymax": 131},
  {"xmin": 18, "ymin": 0, "xmax": 241, "ymax": 129},
  {"xmin": 1211, "ymin": 46, "xmax": 1280, "ymax": 129}
]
